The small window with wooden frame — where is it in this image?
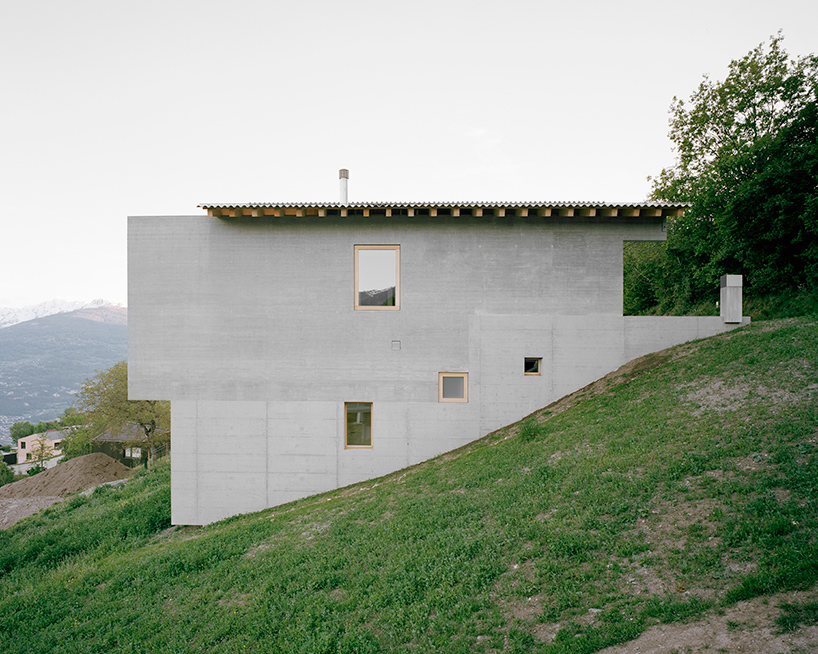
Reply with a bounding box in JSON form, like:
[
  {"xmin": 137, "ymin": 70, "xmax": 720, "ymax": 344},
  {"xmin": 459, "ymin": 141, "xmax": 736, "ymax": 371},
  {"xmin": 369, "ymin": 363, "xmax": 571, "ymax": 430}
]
[
  {"xmin": 438, "ymin": 372, "xmax": 468, "ymax": 403},
  {"xmin": 354, "ymin": 245, "xmax": 400, "ymax": 310},
  {"xmin": 345, "ymin": 402, "xmax": 373, "ymax": 448},
  {"xmin": 524, "ymin": 357, "xmax": 542, "ymax": 376}
]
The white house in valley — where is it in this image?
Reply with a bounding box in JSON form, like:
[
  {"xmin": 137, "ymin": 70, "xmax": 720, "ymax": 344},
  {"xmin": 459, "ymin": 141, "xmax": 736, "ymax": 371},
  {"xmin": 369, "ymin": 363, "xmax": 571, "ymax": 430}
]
[{"xmin": 128, "ymin": 177, "xmax": 748, "ymax": 525}]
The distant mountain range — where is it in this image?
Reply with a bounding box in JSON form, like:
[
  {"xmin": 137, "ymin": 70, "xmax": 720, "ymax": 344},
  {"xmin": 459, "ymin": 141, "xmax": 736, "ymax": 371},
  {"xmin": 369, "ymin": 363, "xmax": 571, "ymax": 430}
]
[
  {"xmin": 0, "ymin": 299, "xmax": 121, "ymax": 330},
  {"xmin": 0, "ymin": 305, "xmax": 127, "ymax": 443},
  {"xmin": 359, "ymin": 287, "xmax": 396, "ymax": 307}
]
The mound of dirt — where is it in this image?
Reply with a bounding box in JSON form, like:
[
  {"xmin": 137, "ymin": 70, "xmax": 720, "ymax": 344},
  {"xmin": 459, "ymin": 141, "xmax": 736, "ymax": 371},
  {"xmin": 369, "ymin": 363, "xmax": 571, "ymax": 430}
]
[{"xmin": 0, "ymin": 453, "xmax": 135, "ymax": 499}]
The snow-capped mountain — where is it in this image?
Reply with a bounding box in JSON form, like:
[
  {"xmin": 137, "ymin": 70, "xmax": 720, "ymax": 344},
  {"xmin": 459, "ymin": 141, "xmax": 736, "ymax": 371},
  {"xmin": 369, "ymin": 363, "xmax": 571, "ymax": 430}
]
[{"xmin": 0, "ymin": 299, "xmax": 121, "ymax": 329}]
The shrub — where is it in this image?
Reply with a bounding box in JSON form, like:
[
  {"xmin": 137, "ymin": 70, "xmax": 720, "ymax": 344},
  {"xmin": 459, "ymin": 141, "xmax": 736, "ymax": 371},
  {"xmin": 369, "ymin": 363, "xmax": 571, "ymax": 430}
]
[
  {"xmin": 0, "ymin": 462, "xmax": 12, "ymax": 487},
  {"xmin": 26, "ymin": 464, "xmax": 45, "ymax": 477},
  {"xmin": 518, "ymin": 418, "xmax": 540, "ymax": 442}
]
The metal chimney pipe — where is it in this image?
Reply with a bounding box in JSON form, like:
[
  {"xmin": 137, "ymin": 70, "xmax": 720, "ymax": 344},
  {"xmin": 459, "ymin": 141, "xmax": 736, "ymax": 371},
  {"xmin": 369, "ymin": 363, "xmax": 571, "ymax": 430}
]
[{"xmin": 339, "ymin": 169, "xmax": 349, "ymax": 205}]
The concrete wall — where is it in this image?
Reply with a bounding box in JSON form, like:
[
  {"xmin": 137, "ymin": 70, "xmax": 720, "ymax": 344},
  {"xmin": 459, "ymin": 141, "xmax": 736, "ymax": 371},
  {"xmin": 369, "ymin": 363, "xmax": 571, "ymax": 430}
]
[
  {"xmin": 170, "ymin": 399, "xmax": 461, "ymax": 525},
  {"xmin": 129, "ymin": 214, "xmax": 664, "ymax": 401},
  {"xmin": 129, "ymin": 213, "xmax": 747, "ymax": 525}
]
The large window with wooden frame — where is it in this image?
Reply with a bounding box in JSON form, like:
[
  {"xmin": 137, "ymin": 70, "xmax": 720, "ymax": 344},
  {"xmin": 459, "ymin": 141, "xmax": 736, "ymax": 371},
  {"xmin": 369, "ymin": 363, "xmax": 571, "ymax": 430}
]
[
  {"xmin": 345, "ymin": 402, "xmax": 373, "ymax": 448},
  {"xmin": 438, "ymin": 372, "xmax": 468, "ymax": 403},
  {"xmin": 354, "ymin": 245, "xmax": 400, "ymax": 310},
  {"xmin": 524, "ymin": 357, "xmax": 542, "ymax": 375}
]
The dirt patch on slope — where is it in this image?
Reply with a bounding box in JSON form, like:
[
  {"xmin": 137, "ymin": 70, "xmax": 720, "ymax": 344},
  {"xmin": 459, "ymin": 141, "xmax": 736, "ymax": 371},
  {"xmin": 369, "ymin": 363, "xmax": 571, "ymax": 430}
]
[
  {"xmin": 0, "ymin": 453, "xmax": 134, "ymax": 529},
  {"xmin": 599, "ymin": 586, "xmax": 818, "ymax": 653},
  {"xmin": 0, "ymin": 497, "xmax": 64, "ymax": 530}
]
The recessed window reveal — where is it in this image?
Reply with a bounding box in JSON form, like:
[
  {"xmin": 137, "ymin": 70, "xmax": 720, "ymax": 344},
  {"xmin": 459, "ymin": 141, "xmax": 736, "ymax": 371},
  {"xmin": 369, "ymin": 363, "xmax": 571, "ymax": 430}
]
[
  {"xmin": 439, "ymin": 372, "xmax": 468, "ymax": 403},
  {"xmin": 354, "ymin": 245, "xmax": 400, "ymax": 310}
]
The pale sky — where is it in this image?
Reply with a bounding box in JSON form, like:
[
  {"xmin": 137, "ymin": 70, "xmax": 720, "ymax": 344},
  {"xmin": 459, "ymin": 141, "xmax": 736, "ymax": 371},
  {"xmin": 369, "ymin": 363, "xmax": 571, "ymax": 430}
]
[{"xmin": 1, "ymin": 0, "xmax": 816, "ymax": 308}]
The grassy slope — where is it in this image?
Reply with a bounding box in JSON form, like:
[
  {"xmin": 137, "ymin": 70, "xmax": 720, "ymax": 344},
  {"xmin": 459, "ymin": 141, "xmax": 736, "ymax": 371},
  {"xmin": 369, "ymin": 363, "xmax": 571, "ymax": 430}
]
[{"xmin": 0, "ymin": 317, "xmax": 816, "ymax": 654}]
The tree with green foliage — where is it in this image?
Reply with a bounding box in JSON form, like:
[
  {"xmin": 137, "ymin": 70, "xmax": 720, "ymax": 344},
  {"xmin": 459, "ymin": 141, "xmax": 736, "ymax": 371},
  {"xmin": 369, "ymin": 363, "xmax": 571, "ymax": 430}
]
[
  {"xmin": 631, "ymin": 33, "xmax": 818, "ymax": 313},
  {"xmin": 9, "ymin": 421, "xmax": 37, "ymax": 440},
  {"xmin": 0, "ymin": 461, "xmax": 12, "ymax": 487},
  {"xmin": 57, "ymin": 407, "xmax": 85, "ymax": 427},
  {"xmin": 59, "ymin": 428, "xmax": 93, "ymax": 461},
  {"xmin": 10, "ymin": 411, "xmax": 82, "ymax": 442},
  {"xmin": 70, "ymin": 361, "xmax": 169, "ymax": 462},
  {"xmin": 52, "ymin": 407, "xmax": 91, "ymax": 460}
]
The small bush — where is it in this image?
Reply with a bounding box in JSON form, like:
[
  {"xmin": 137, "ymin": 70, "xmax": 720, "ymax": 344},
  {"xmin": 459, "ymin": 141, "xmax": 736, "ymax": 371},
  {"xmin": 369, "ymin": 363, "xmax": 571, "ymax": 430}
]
[
  {"xmin": 0, "ymin": 461, "xmax": 13, "ymax": 487},
  {"xmin": 518, "ymin": 418, "xmax": 540, "ymax": 442}
]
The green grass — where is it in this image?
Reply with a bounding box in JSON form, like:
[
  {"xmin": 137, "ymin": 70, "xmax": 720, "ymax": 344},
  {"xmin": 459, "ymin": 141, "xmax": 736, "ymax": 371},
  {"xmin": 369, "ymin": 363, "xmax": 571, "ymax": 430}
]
[
  {"xmin": 1, "ymin": 316, "xmax": 817, "ymax": 653},
  {"xmin": 775, "ymin": 601, "xmax": 818, "ymax": 633}
]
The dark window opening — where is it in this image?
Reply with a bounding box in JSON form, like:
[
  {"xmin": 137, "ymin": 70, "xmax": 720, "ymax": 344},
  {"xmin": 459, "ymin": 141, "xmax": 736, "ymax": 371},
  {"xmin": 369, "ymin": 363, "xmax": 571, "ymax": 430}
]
[{"xmin": 345, "ymin": 402, "xmax": 372, "ymax": 448}]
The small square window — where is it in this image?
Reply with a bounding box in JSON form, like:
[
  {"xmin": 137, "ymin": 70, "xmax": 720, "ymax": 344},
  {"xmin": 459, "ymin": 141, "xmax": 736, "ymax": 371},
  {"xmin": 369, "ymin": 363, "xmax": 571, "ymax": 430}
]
[
  {"xmin": 524, "ymin": 358, "xmax": 541, "ymax": 376},
  {"xmin": 354, "ymin": 245, "xmax": 400, "ymax": 310},
  {"xmin": 439, "ymin": 372, "xmax": 468, "ymax": 403},
  {"xmin": 125, "ymin": 447, "xmax": 142, "ymax": 459},
  {"xmin": 345, "ymin": 402, "xmax": 373, "ymax": 448}
]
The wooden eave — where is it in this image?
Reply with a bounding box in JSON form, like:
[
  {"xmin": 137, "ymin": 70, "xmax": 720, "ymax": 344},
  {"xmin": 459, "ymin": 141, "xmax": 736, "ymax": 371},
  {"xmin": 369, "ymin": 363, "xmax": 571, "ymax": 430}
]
[{"xmin": 201, "ymin": 203, "xmax": 687, "ymax": 220}]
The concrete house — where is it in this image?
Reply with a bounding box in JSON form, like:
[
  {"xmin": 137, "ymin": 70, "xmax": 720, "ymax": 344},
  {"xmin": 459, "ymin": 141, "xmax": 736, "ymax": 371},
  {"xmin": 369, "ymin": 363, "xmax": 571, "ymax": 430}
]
[{"xmin": 129, "ymin": 180, "xmax": 748, "ymax": 525}]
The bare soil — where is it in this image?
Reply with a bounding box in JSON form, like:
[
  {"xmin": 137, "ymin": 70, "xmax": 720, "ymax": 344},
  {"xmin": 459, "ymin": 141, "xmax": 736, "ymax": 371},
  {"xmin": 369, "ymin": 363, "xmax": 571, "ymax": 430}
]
[
  {"xmin": 0, "ymin": 453, "xmax": 134, "ymax": 529},
  {"xmin": 599, "ymin": 586, "xmax": 818, "ymax": 653},
  {"xmin": 0, "ymin": 496, "xmax": 64, "ymax": 530}
]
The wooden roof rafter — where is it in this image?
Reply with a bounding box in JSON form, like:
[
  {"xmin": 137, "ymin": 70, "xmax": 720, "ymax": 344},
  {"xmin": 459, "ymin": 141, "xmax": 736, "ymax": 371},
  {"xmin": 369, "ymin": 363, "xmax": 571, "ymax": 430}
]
[{"xmin": 200, "ymin": 201, "xmax": 689, "ymax": 220}]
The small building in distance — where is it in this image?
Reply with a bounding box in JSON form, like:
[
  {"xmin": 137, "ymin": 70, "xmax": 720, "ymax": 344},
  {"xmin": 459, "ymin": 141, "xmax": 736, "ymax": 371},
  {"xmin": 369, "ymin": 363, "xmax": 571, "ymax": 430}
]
[
  {"xmin": 129, "ymin": 186, "xmax": 749, "ymax": 525},
  {"xmin": 91, "ymin": 422, "xmax": 156, "ymax": 468},
  {"xmin": 16, "ymin": 429, "xmax": 65, "ymax": 465}
]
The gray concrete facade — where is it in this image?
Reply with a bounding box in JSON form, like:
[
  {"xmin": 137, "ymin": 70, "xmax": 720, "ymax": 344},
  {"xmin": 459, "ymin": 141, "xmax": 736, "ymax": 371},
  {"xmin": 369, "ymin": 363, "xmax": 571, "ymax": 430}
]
[{"xmin": 129, "ymin": 207, "xmax": 748, "ymax": 525}]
